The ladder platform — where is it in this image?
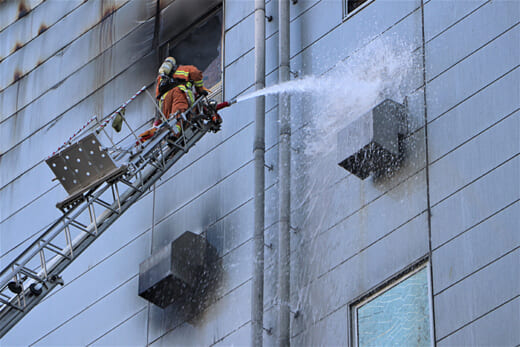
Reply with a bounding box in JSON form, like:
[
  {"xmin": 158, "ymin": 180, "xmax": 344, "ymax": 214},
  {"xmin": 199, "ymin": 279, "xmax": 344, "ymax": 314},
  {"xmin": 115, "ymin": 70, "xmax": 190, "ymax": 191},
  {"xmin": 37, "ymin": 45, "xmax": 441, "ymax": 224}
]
[
  {"xmin": 46, "ymin": 133, "xmax": 129, "ymax": 211},
  {"xmin": 55, "ymin": 166, "xmax": 127, "ymax": 211}
]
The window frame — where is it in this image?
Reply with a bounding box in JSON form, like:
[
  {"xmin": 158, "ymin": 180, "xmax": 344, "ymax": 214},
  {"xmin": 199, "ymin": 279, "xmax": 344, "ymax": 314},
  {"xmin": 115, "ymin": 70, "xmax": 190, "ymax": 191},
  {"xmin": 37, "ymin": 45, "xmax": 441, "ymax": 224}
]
[
  {"xmin": 342, "ymin": 0, "xmax": 374, "ymax": 20},
  {"xmin": 349, "ymin": 261, "xmax": 435, "ymax": 347}
]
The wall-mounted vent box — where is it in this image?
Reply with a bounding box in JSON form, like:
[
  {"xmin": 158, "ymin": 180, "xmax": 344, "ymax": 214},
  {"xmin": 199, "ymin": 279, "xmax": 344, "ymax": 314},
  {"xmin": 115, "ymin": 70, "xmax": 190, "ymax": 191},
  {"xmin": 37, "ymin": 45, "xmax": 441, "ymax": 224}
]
[
  {"xmin": 138, "ymin": 231, "xmax": 218, "ymax": 308},
  {"xmin": 337, "ymin": 99, "xmax": 407, "ymax": 179}
]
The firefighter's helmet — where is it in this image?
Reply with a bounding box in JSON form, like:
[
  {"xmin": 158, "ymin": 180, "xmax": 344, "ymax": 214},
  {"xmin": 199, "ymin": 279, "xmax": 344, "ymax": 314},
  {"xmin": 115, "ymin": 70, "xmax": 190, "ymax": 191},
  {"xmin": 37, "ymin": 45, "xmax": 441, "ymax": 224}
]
[{"xmin": 158, "ymin": 56, "xmax": 177, "ymax": 76}]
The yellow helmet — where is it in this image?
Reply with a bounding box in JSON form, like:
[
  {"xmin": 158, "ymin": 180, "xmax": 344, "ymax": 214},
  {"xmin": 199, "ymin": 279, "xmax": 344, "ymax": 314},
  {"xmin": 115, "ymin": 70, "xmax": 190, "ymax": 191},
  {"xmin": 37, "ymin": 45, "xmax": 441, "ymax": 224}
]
[{"xmin": 158, "ymin": 56, "xmax": 176, "ymax": 76}]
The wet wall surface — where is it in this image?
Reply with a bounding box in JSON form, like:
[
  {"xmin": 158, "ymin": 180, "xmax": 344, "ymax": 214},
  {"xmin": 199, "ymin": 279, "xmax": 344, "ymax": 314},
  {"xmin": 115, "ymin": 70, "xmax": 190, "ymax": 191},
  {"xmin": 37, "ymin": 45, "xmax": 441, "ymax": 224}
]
[{"xmin": 1, "ymin": 0, "xmax": 518, "ymax": 345}]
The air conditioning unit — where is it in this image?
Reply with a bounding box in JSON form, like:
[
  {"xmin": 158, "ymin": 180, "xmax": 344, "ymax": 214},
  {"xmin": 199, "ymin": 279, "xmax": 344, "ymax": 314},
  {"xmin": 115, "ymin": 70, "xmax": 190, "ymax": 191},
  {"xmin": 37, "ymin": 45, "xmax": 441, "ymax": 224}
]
[
  {"xmin": 138, "ymin": 231, "xmax": 219, "ymax": 308},
  {"xmin": 337, "ymin": 99, "xmax": 407, "ymax": 179}
]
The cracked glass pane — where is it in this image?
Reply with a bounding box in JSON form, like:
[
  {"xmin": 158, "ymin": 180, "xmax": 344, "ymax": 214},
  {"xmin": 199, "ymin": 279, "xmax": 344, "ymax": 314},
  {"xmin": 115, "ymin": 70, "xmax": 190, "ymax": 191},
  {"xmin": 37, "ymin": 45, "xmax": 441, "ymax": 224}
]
[{"xmin": 356, "ymin": 267, "xmax": 432, "ymax": 346}]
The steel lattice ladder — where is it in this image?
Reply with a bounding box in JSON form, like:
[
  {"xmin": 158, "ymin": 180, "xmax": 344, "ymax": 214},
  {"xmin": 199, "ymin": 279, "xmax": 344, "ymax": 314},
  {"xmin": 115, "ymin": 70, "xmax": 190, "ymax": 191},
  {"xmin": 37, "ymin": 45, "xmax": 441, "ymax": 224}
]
[{"xmin": 0, "ymin": 92, "xmax": 221, "ymax": 337}]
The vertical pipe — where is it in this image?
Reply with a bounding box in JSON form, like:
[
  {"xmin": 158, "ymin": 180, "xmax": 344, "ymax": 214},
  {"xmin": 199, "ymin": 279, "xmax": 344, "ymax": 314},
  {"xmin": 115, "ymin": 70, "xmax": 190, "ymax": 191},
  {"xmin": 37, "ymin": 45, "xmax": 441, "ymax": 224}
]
[
  {"xmin": 252, "ymin": 0, "xmax": 266, "ymax": 346},
  {"xmin": 278, "ymin": 0, "xmax": 291, "ymax": 346}
]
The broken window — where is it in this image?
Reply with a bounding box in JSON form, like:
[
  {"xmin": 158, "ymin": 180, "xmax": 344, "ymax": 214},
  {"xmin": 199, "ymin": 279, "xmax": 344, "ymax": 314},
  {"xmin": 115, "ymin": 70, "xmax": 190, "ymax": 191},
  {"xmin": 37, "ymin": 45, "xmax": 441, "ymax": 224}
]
[
  {"xmin": 164, "ymin": 7, "xmax": 223, "ymax": 99},
  {"xmin": 350, "ymin": 265, "xmax": 433, "ymax": 347},
  {"xmin": 344, "ymin": 0, "xmax": 371, "ymax": 18}
]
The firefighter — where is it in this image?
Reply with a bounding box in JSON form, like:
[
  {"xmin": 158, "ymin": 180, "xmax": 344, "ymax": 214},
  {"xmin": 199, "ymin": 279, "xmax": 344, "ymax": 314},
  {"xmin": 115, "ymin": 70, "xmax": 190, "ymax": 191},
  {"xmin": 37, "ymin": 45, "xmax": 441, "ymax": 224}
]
[{"xmin": 139, "ymin": 57, "xmax": 209, "ymax": 142}]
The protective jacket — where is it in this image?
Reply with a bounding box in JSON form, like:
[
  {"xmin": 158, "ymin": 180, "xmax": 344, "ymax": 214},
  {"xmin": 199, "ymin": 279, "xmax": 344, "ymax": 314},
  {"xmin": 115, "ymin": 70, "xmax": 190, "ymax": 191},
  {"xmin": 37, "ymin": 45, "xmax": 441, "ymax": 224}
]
[
  {"xmin": 140, "ymin": 65, "xmax": 205, "ymax": 142},
  {"xmin": 155, "ymin": 65, "xmax": 204, "ymax": 100}
]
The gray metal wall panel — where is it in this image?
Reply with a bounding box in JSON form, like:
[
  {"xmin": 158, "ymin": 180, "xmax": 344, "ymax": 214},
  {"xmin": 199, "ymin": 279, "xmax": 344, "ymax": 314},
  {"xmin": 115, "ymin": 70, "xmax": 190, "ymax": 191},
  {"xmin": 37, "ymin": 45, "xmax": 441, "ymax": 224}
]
[
  {"xmin": 433, "ymin": 249, "xmax": 519, "ymax": 340},
  {"xmin": 90, "ymin": 308, "xmax": 148, "ymax": 346},
  {"xmin": 152, "ymin": 162, "xmax": 254, "ymax": 250},
  {"xmin": 0, "ymin": 54, "xmax": 157, "ymax": 189},
  {"xmin": 213, "ymin": 322, "xmax": 251, "ymax": 347},
  {"xmin": 151, "ymin": 124, "xmax": 255, "ymax": 232},
  {"xmin": 291, "ymin": 168, "xmax": 428, "ymax": 291},
  {"xmin": 426, "ymin": 0, "xmax": 519, "ymax": 81},
  {"xmin": 0, "ymin": 163, "xmax": 56, "ymax": 221},
  {"xmin": 431, "ymin": 157, "xmax": 519, "ymax": 248},
  {"xmin": 301, "ymin": 168, "xmax": 428, "ymax": 283},
  {"xmin": 289, "ymin": 0, "xmax": 421, "ymax": 78},
  {"xmin": 149, "ymin": 281, "xmax": 251, "ymax": 346},
  {"xmin": 428, "ymin": 68, "xmax": 520, "ymax": 163},
  {"xmin": 0, "ymin": 22, "xmax": 155, "ymax": 154},
  {"xmin": 3, "ymin": 232, "xmax": 151, "ymax": 345},
  {"xmin": 432, "ymin": 202, "xmax": 519, "ymax": 294},
  {"xmin": 423, "ymin": 0, "xmax": 488, "ymax": 42},
  {"xmin": 292, "ymin": 306, "xmax": 348, "ymax": 346},
  {"xmin": 32, "ymin": 278, "xmax": 146, "ymax": 346},
  {"xmin": 288, "ymin": 0, "xmax": 343, "ymax": 58},
  {"xmin": 0, "ymin": 81, "xmax": 153, "ymax": 223},
  {"xmin": 0, "ymin": 0, "xmax": 82, "ymax": 64},
  {"xmin": 437, "ymin": 297, "xmax": 520, "ymax": 346},
  {"xmin": 0, "ymin": 0, "xmax": 131, "ymax": 92},
  {"xmin": 429, "ymin": 112, "xmax": 518, "ymax": 205},
  {"xmin": 406, "ymin": 88, "xmax": 426, "ymax": 132},
  {"xmin": 224, "ymin": 50, "xmax": 255, "ymax": 98},
  {"xmin": 426, "ymin": 26, "xmax": 519, "ymax": 122},
  {"xmin": 224, "ymin": 0, "xmax": 253, "ymax": 31},
  {"xmin": 291, "ymin": 212, "xmax": 429, "ymax": 338},
  {"xmin": 224, "ymin": 11, "xmax": 254, "ymax": 67},
  {"xmin": 0, "ymin": 0, "xmax": 44, "ymax": 33},
  {"xmin": 0, "ymin": 192, "xmax": 61, "ymax": 265},
  {"xmin": 207, "ymin": 200, "xmax": 254, "ymax": 256},
  {"xmin": 0, "ymin": 0, "xmax": 156, "ymax": 126}
]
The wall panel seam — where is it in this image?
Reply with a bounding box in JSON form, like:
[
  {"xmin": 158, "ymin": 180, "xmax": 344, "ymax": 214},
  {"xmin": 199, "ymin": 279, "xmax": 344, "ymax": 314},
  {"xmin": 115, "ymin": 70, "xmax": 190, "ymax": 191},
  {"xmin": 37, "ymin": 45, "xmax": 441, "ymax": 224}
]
[
  {"xmin": 294, "ymin": 166, "xmax": 428, "ymax": 250},
  {"xmin": 315, "ymin": 211, "xmax": 429, "ymax": 281},
  {"xmin": 427, "ymin": 22, "xmax": 520, "ymax": 84},
  {"xmin": 0, "ymin": 1, "xmax": 84, "ymax": 65},
  {"xmin": 434, "ymin": 246, "xmax": 520, "ymax": 297},
  {"xmin": 29, "ymin": 274, "xmax": 141, "ymax": 346},
  {"xmin": 86, "ymin": 306, "xmax": 148, "ymax": 346},
  {"xmin": 436, "ymin": 295, "xmax": 520, "ymax": 343},
  {"xmin": 430, "ymin": 108, "xmax": 520, "ymax": 165},
  {"xmin": 0, "ymin": 0, "xmax": 46, "ymax": 35},
  {"xmin": 148, "ymin": 278, "xmax": 252, "ymax": 345},
  {"xmin": 431, "ymin": 153, "xmax": 519, "ymax": 208},
  {"xmin": 425, "ymin": 0, "xmax": 491, "ymax": 44},
  {"xmin": 0, "ymin": 20, "xmax": 154, "ymax": 145},
  {"xmin": 432, "ymin": 199, "xmax": 519, "ymax": 252},
  {"xmin": 427, "ymin": 65, "xmax": 519, "ymax": 125},
  {"xmin": 293, "ymin": 2, "xmax": 422, "ymax": 62},
  {"xmin": 0, "ymin": 0, "xmax": 135, "ymax": 95}
]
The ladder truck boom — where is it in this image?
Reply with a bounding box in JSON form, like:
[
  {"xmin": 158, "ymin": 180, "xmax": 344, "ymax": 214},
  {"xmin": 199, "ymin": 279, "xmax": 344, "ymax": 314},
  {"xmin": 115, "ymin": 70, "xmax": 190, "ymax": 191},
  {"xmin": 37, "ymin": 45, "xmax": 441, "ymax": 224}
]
[{"xmin": 0, "ymin": 87, "xmax": 231, "ymax": 338}]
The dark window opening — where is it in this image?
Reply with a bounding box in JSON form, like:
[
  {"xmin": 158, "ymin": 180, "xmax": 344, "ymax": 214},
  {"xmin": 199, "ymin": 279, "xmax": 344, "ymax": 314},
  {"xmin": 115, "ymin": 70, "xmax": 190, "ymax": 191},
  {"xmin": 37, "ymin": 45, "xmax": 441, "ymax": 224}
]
[
  {"xmin": 344, "ymin": 0, "xmax": 371, "ymax": 18},
  {"xmin": 348, "ymin": 0, "xmax": 369, "ymax": 13},
  {"xmin": 165, "ymin": 9, "xmax": 222, "ymax": 91}
]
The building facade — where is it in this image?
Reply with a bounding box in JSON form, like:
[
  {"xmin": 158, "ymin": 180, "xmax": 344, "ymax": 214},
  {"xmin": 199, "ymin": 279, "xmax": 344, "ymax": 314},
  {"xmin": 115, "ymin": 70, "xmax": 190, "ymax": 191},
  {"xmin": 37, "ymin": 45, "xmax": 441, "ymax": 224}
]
[{"xmin": 0, "ymin": 0, "xmax": 518, "ymax": 345}]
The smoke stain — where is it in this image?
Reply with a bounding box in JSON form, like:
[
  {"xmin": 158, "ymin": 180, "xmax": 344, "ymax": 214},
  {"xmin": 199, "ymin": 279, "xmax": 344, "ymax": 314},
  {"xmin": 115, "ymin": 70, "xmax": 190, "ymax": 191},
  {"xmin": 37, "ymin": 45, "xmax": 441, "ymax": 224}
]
[
  {"xmin": 38, "ymin": 23, "xmax": 48, "ymax": 35},
  {"xmin": 18, "ymin": 1, "xmax": 29, "ymax": 19}
]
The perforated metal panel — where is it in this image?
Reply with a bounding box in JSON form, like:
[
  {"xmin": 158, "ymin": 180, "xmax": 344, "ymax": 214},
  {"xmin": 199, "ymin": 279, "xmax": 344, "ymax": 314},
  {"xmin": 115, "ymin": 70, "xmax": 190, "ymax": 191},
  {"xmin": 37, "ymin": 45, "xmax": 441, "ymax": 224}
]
[{"xmin": 45, "ymin": 134, "xmax": 118, "ymax": 195}]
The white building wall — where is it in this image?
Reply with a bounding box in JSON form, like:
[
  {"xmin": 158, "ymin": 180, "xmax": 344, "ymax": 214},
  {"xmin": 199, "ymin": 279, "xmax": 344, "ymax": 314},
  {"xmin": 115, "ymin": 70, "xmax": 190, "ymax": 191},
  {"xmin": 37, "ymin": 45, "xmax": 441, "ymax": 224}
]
[{"xmin": 0, "ymin": 0, "xmax": 518, "ymax": 346}]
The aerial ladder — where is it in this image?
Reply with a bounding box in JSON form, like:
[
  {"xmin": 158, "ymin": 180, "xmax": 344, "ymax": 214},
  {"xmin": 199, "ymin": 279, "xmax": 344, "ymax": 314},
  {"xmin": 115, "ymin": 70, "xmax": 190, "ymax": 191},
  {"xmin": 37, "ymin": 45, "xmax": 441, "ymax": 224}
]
[{"xmin": 0, "ymin": 85, "xmax": 234, "ymax": 337}]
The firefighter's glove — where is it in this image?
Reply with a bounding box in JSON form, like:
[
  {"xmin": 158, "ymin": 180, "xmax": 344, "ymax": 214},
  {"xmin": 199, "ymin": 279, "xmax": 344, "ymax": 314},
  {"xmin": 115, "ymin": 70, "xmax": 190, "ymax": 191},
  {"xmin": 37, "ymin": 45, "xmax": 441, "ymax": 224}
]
[{"xmin": 199, "ymin": 89, "xmax": 209, "ymax": 97}]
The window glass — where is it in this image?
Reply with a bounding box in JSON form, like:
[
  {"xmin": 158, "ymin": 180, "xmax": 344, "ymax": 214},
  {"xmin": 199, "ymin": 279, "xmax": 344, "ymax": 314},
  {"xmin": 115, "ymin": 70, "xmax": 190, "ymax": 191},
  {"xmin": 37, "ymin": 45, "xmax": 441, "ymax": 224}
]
[{"xmin": 353, "ymin": 266, "xmax": 432, "ymax": 347}]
